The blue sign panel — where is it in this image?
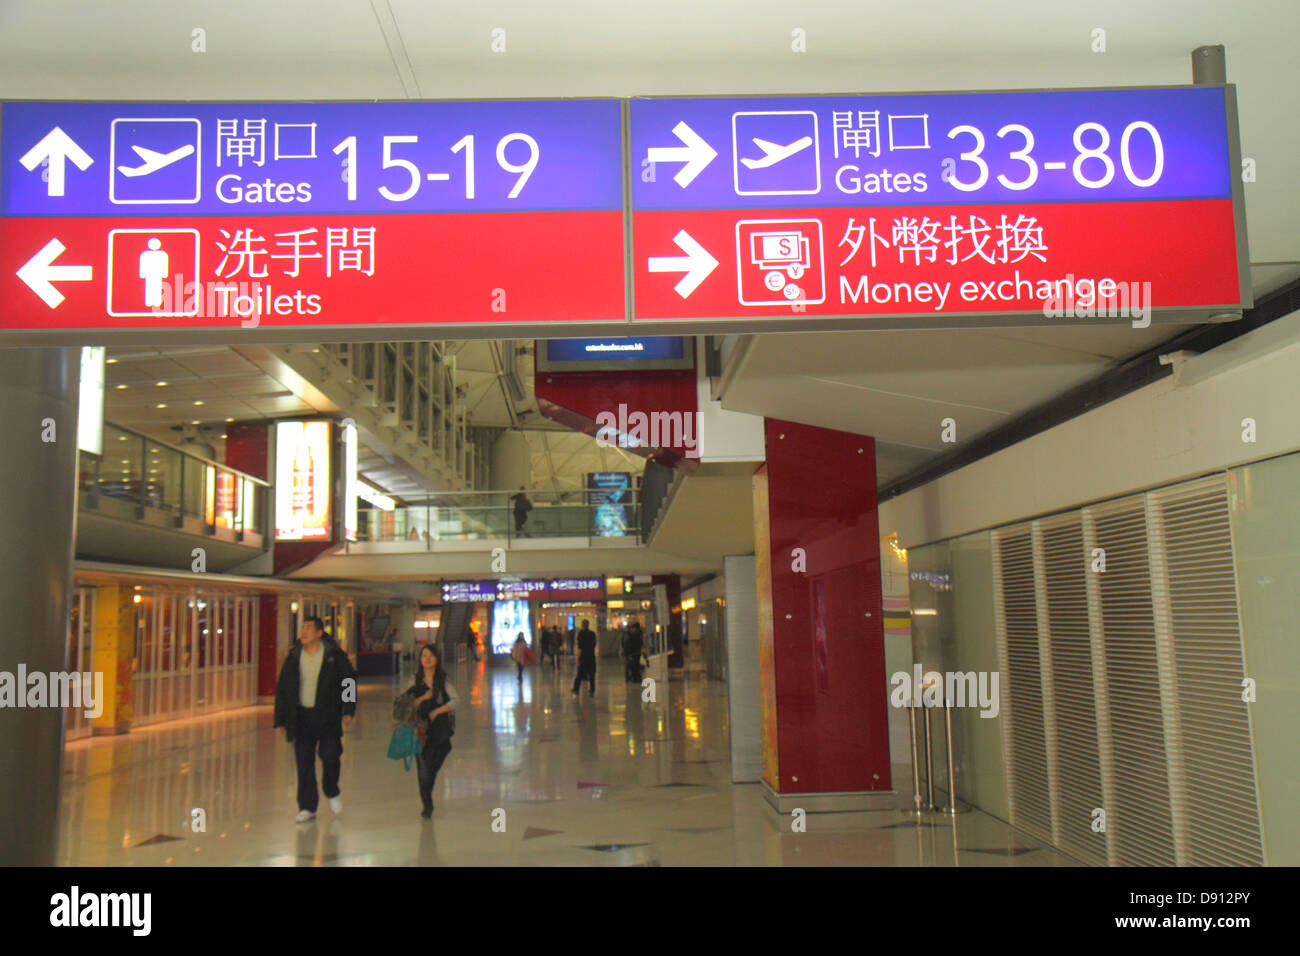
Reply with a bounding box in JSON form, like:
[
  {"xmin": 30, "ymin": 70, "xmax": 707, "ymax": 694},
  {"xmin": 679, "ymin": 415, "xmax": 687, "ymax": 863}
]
[
  {"xmin": 440, "ymin": 581, "xmax": 497, "ymax": 603},
  {"xmin": 631, "ymin": 88, "xmax": 1231, "ymax": 210},
  {"xmin": 2, "ymin": 99, "xmax": 623, "ymax": 215}
]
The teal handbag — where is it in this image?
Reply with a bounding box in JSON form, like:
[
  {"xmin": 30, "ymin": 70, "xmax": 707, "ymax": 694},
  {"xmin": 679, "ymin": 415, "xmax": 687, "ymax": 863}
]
[{"xmin": 386, "ymin": 723, "xmax": 421, "ymax": 770}]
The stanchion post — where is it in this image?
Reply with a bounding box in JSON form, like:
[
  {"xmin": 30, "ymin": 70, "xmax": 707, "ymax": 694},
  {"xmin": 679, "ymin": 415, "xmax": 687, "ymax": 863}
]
[
  {"xmin": 923, "ymin": 697, "xmax": 936, "ymax": 812},
  {"xmin": 905, "ymin": 695, "xmax": 925, "ymax": 817}
]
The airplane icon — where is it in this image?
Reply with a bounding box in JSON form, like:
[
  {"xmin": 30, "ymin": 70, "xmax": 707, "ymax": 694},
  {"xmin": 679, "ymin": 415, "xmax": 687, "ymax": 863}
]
[
  {"xmin": 116, "ymin": 144, "xmax": 196, "ymax": 177},
  {"xmin": 740, "ymin": 136, "xmax": 813, "ymax": 170}
]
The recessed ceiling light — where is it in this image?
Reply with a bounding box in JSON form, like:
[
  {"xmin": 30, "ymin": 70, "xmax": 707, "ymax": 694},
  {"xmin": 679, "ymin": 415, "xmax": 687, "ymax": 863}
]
[
  {"xmin": 156, "ymin": 403, "xmax": 167, "ymax": 409},
  {"xmin": 106, "ymin": 358, "xmax": 117, "ymax": 364},
  {"xmin": 156, "ymin": 381, "xmax": 168, "ymax": 387},
  {"xmin": 193, "ymin": 400, "xmax": 204, "ymax": 406},
  {"xmin": 191, "ymin": 420, "xmax": 201, "ymax": 425},
  {"xmin": 221, "ymin": 434, "xmax": 228, "ymax": 439},
  {"xmin": 115, "ymin": 384, "xmax": 128, "ymax": 390}
]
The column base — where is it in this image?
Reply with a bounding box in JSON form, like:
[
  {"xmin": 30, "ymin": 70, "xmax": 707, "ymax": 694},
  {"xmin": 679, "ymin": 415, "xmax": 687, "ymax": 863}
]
[
  {"xmin": 761, "ymin": 781, "xmax": 902, "ymax": 814},
  {"xmin": 91, "ymin": 722, "xmax": 131, "ymax": 736}
]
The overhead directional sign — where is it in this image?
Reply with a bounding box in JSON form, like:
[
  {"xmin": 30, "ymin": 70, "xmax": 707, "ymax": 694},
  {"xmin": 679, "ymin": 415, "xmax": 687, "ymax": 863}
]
[
  {"xmin": 0, "ymin": 99, "xmax": 626, "ymax": 334},
  {"xmin": 631, "ymin": 88, "xmax": 1251, "ymax": 324},
  {"xmin": 0, "ymin": 88, "xmax": 1254, "ymax": 340}
]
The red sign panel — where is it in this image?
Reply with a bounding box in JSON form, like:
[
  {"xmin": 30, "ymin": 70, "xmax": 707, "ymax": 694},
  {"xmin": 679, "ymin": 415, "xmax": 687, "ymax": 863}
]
[
  {"xmin": 634, "ymin": 199, "xmax": 1242, "ymax": 322},
  {"xmin": 0, "ymin": 212, "xmax": 625, "ymax": 332}
]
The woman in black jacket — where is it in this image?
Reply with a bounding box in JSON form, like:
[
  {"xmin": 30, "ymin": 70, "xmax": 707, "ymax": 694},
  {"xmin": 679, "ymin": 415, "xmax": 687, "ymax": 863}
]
[{"xmin": 404, "ymin": 643, "xmax": 459, "ymax": 818}]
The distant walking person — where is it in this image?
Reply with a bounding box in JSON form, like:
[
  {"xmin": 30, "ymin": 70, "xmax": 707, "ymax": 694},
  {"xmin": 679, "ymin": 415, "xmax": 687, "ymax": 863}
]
[
  {"xmin": 545, "ymin": 627, "xmax": 561, "ymax": 671},
  {"xmin": 402, "ymin": 643, "xmax": 458, "ymax": 818},
  {"xmin": 511, "ymin": 633, "xmax": 530, "ymax": 682},
  {"xmin": 273, "ymin": 617, "xmax": 357, "ymax": 822},
  {"xmin": 510, "ymin": 487, "xmax": 533, "ymax": 536},
  {"xmin": 624, "ymin": 621, "xmax": 644, "ymax": 683},
  {"xmin": 571, "ymin": 619, "xmax": 597, "ymax": 697}
]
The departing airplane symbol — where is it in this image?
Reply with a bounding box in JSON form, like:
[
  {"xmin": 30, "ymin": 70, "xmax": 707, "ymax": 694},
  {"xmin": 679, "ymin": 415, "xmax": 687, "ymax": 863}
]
[
  {"xmin": 116, "ymin": 144, "xmax": 196, "ymax": 177},
  {"xmin": 740, "ymin": 136, "xmax": 813, "ymax": 170}
]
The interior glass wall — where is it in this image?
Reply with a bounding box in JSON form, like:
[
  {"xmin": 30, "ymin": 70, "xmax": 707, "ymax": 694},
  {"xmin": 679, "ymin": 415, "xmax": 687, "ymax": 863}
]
[
  {"xmin": 131, "ymin": 589, "xmax": 259, "ymax": 727},
  {"xmin": 64, "ymin": 587, "xmax": 97, "ymax": 741}
]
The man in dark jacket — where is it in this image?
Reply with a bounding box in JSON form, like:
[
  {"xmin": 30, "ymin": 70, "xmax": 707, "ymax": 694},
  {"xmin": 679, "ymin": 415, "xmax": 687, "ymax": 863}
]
[
  {"xmin": 623, "ymin": 622, "xmax": 644, "ymax": 683},
  {"xmin": 273, "ymin": 616, "xmax": 358, "ymax": 822},
  {"xmin": 571, "ymin": 619, "xmax": 597, "ymax": 697}
]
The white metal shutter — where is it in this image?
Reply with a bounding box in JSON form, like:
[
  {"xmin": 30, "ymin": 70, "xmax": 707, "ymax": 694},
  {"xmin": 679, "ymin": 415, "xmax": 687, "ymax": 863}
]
[
  {"xmin": 1087, "ymin": 495, "xmax": 1177, "ymax": 865},
  {"xmin": 990, "ymin": 472, "xmax": 1263, "ymax": 866},
  {"xmin": 992, "ymin": 526, "xmax": 1052, "ymax": 845},
  {"xmin": 1148, "ymin": 474, "xmax": 1263, "ymax": 866},
  {"xmin": 1038, "ymin": 514, "xmax": 1107, "ymax": 866}
]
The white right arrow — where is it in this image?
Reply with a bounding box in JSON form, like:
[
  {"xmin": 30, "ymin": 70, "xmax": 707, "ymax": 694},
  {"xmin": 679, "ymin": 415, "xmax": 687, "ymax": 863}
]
[
  {"xmin": 648, "ymin": 229, "xmax": 718, "ymax": 299},
  {"xmin": 17, "ymin": 238, "xmax": 93, "ymax": 308},
  {"xmin": 647, "ymin": 121, "xmax": 717, "ymax": 188},
  {"xmin": 19, "ymin": 127, "xmax": 94, "ymax": 198}
]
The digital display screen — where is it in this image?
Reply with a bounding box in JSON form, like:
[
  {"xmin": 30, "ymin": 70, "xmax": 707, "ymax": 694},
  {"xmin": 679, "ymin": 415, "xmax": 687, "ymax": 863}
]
[
  {"xmin": 587, "ymin": 472, "xmax": 632, "ymax": 537},
  {"xmin": 490, "ymin": 599, "xmax": 531, "ymax": 656},
  {"xmin": 536, "ymin": 336, "xmax": 694, "ymax": 371},
  {"xmin": 274, "ymin": 420, "xmax": 332, "ymax": 540}
]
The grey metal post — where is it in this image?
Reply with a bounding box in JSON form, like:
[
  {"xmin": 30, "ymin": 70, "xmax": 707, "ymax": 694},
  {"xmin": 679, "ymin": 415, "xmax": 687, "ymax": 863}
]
[
  {"xmin": 905, "ymin": 697, "xmax": 926, "ymax": 817},
  {"xmin": 1192, "ymin": 45, "xmax": 1226, "ymax": 85},
  {"xmin": 923, "ymin": 698, "xmax": 936, "ymax": 812},
  {"xmin": 0, "ymin": 348, "xmax": 80, "ymax": 865}
]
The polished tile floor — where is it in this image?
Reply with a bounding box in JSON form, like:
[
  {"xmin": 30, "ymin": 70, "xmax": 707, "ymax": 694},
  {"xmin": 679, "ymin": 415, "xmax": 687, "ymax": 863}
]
[{"xmin": 58, "ymin": 647, "xmax": 1077, "ymax": 866}]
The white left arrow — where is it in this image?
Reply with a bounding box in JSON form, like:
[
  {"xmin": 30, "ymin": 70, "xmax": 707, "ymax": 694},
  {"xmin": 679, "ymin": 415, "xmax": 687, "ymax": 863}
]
[
  {"xmin": 648, "ymin": 229, "xmax": 718, "ymax": 299},
  {"xmin": 19, "ymin": 127, "xmax": 94, "ymax": 198},
  {"xmin": 17, "ymin": 239, "xmax": 92, "ymax": 308}
]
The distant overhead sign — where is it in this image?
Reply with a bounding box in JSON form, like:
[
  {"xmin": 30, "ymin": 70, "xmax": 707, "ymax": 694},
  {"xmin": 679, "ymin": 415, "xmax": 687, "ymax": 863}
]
[
  {"xmin": 631, "ymin": 87, "xmax": 1251, "ymax": 324},
  {"xmin": 0, "ymin": 99, "xmax": 625, "ymax": 336}
]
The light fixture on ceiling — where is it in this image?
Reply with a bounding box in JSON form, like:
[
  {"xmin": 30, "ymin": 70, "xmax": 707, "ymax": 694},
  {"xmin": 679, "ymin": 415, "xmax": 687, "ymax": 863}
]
[{"xmin": 156, "ymin": 381, "xmax": 167, "ymax": 387}]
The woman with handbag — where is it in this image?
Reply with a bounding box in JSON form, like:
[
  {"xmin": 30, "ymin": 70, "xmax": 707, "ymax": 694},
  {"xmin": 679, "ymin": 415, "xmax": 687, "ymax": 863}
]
[{"xmin": 404, "ymin": 643, "xmax": 458, "ymax": 818}]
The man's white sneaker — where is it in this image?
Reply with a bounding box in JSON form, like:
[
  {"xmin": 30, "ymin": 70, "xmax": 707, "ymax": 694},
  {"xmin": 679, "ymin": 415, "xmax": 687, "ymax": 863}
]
[
  {"xmin": 328, "ymin": 796, "xmax": 343, "ymax": 815},
  {"xmin": 295, "ymin": 809, "xmax": 315, "ymax": 823}
]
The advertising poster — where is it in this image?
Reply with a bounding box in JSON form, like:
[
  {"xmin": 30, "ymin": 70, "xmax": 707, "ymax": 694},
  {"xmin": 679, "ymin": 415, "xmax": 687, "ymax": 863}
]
[
  {"xmin": 490, "ymin": 599, "xmax": 531, "ymax": 656},
  {"xmin": 209, "ymin": 468, "xmax": 239, "ymax": 529},
  {"xmin": 586, "ymin": 471, "xmax": 632, "ymax": 537},
  {"xmin": 275, "ymin": 419, "xmax": 331, "ymax": 540}
]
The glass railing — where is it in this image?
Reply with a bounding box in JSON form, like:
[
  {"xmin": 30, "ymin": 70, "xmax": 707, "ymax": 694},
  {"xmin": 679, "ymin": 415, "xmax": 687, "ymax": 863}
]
[
  {"xmin": 356, "ymin": 489, "xmax": 640, "ymax": 545},
  {"xmin": 79, "ymin": 423, "xmax": 269, "ymax": 538}
]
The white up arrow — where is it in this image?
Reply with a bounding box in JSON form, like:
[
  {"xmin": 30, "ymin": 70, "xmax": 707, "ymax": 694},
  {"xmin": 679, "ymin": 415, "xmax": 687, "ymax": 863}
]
[
  {"xmin": 19, "ymin": 127, "xmax": 94, "ymax": 198},
  {"xmin": 646, "ymin": 121, "xmax": 717, "ymax": 188},
  {"xmin": 648, "ymin": 230, "xmax": 718, "ymax": 299},
  {"xmin": 17, "ymin": 239, "xmax": 93, "ymax": 308}
]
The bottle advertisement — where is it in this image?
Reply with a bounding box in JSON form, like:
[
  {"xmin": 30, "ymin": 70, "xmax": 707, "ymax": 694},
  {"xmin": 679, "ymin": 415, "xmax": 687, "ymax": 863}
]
[{"xmin": 274, "ymin": 420, "xmax": 331, "ymax": 540}]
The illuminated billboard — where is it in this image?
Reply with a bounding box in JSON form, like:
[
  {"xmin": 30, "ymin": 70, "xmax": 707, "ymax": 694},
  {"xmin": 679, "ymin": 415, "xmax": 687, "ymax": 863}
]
[
  {"xmin": 342, "ymin": 419, "xmax": 358, "ymax": 542},
  {"xmin": 275, "ymin": 420, "xmax": 331, "ymax": 540},
  {"xmin": 490, "ymin": 599, "xmax": 531, "ymax": 656}
]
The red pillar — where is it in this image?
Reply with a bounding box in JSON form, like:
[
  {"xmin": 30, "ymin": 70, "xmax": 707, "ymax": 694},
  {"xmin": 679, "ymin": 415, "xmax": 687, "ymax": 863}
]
[{"xmin": 755, "ymin": 418, "xmax": 890, "ymax": 808}]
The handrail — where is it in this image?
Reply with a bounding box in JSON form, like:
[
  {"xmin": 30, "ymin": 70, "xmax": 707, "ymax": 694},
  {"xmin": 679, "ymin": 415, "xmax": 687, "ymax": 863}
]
[{"xmin": 102, "ymin": 420, "xmax": 271, "ymax": 487}]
